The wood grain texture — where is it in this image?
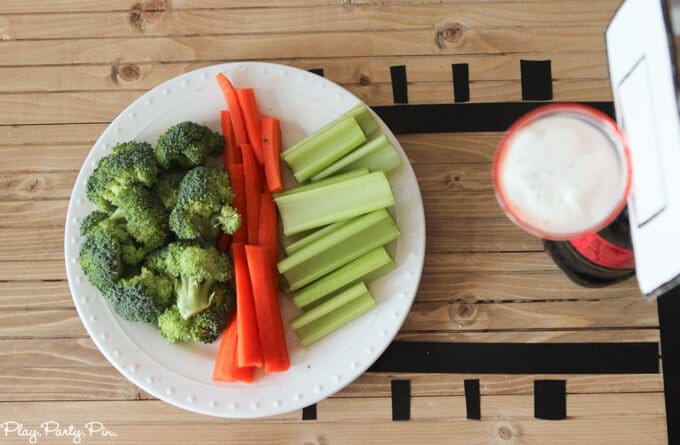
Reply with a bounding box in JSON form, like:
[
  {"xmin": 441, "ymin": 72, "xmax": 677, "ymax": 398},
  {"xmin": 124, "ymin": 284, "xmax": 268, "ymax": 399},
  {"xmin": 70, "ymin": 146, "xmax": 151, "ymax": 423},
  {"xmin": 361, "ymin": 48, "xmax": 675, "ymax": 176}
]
[{"xmin": 0, "ymin": 28, "xmax": 606, "ymax": 67}]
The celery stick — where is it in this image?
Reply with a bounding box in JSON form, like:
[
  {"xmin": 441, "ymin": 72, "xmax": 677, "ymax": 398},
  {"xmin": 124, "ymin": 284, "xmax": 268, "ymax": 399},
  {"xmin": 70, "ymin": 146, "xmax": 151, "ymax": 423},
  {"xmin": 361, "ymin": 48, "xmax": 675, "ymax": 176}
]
[
  {"xmin": 275, "ymin": 168, "xmax": 370, "ymax": 199},
  {"xmin": 275, "ymin": 171, "xmax": 395, "ymax": 236},
  {"xmin": 294, "ymin": 291, "xmax": 376, "ymax": 346},
  {"xmin": 280, "ymin": 209, "xmax": 400, "ymax": 290},
  {"xmin": 283, "ymin": 105, "xmax": 378, "ymax": 160},
  {"xmin": 290, "ymin": 282, "xmax": 368, "ymax": 330},
  {"xmin": 283, "ymin": 117, "xmax": 367, "ymax": 182},
  {"xmin": 311, "ymin": 135, "xmax": 400, "ymax": 181},
  {"xmin": 292, "ymin": 247, "xmax": 394, "ymax": 308},
  {"xmin": 284, "ymin": 220, "xmax": 350, "ymax": 255}
]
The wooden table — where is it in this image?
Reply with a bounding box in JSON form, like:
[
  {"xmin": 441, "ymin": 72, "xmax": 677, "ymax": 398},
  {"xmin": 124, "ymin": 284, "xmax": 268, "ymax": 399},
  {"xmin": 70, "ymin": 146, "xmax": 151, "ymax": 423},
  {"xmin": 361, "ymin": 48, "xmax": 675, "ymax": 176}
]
[{"xmin": 0, "ymin": 0, "xmax": 670, "ymax": 443}]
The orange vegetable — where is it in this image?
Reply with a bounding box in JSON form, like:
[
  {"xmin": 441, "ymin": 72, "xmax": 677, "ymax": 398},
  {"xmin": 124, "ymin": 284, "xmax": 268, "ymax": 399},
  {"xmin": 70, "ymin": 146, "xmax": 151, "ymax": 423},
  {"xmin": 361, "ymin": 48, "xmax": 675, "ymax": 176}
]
[
  {"xmin": 261, "ymin": 116, "xmax": 284, "ymax": 193},
  {"xmin": 227, "ymin": 163, "xmax": 247, "ymax": 244},
  {"xmin": 221, "ymin": 110, "xmax": 241, "ymax": 166},
  {"xmin": 245, "ymin": 245, "xmax": 290, "ymax": 373},
  {"xmin": 232, "ymin": 243, "xmax": 263, "ymax": 368},
  {"xmin": 215, "ymin": 73, "xmax": 248, "ymax": 147},
  {"xmin": 241, "ymin": 144, "xmax": 263, "ymax": 243},
  {"xmin": 258, "ymin": 191, "xmax": 278, "ymax": 270},
  {"xmin": 212, "ymin": 317, "xmax": 255, "ymax": 383},
  {"xmin": 237, "ymin": 88, "xmax": 264, "ymax": 164}
]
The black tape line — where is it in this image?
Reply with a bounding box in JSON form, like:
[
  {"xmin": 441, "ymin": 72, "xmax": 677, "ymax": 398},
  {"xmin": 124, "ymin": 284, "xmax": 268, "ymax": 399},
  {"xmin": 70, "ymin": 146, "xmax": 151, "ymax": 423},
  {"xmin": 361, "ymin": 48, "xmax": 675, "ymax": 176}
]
[
  {"xmin": 464, "ymin": 379, "xmax": 481, "ymax": 420},
  {"xmin": 534, "ymin": 380, "xmax": 566, "ymax": 420},
  {"xmin": 658, "ymin": 288, "xmax": 680, "ymax": 443},
  {"xmin": 452, "ymin": 64, "xmax": 470, "ymax": 103},
  {"xmin": 391, "ymin": 380, "xmax": 411, "ymax": 421},
  {"xmin": 371, "ymin": 102, "xmax": 614, "ymax": 134},
  {"xmin": 369, "ymin": 342, "xmax": 659, "ymax": 374},
  {"xmin": 521, "ymin": 60, "xmax": 553, "ymax": 101},
  {"xmin": 302, "ymin": 404, "xmax": 317, "ymax": 420},
  {"xmin": 390, "ymin": 65, "xmax": 408, "ymax": 104},
  {"xmin": 308, "ymin": 68, "xmax": 325, "ymax": 77}
]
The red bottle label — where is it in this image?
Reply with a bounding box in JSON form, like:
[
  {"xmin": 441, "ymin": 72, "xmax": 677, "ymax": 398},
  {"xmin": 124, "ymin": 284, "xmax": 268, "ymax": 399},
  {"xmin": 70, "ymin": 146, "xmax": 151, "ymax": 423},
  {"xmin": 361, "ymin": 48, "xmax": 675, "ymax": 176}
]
[{"xmin": 569, "ymin": 233, "xmax": 635, "ymax": 270}]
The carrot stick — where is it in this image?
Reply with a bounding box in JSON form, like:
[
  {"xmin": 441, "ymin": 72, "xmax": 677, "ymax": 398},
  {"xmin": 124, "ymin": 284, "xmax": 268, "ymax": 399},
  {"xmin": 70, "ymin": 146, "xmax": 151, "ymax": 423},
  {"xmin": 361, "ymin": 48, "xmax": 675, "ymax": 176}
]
[
  {"xmin": 221, "ymin": 110, "xmax": 241, "ymax": 166},
  {"xmin": 258, "ymin": 191, "xmax": 278, "ymax": 270},
  {"xmin": 232, "ymin": 243, "xmax": 263, "ymax": 368},
  {"xmin": 216, "ymin": 73, "xmax": 248, "ymax": 147},
  {"xmin": 241, "ymin": 144, "xmax": 262, "ymax": 243},
  {"xmin": 227, "ymin": 163, "xmax": 247, "ymax": 244},
  {"xmin": 216, "ymin": 232, "xmax": 232, "ymax": 253},
  {"xmin": 237, "ymin": 88, "xmax": 264, "ymax": 165},
  {"xmin": 212, "ymin": 317, "xmax": 255, "ymax": 383},
  {"xmin": 261, "ymin": 116, "xmax": 284, "ymax": 193},
  {"xmin": 245, "ymin": 245, "xmax": 290, "ymax": 373}
]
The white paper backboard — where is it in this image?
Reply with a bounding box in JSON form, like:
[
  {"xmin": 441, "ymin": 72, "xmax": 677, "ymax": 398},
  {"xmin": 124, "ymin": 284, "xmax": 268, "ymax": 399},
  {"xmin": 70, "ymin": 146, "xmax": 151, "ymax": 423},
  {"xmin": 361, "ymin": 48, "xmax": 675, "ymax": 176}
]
[{"xmin": 607, "ymin": 0, "xmax": 680, "ymax": 298}]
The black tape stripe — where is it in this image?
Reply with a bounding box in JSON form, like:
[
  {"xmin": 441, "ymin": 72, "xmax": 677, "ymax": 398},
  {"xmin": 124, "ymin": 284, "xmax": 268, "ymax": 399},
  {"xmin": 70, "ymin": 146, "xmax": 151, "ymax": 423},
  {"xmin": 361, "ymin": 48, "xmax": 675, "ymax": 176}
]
[
  {"xmin": 302, "ymin": 404, "xmax": 317, "ymax": 420},
  {"xmin": 452, "ymin": 64, "xmax": 470, "ymax": 103},
  {"xmin": 534, "ymin": 380, "xmax": 566, "ymax": 420},
  {"xmin": 464, "ymin": 379, "xmax": 481, "ymax": 420},
  {"xmin": 371, "ymin": 102, "xmax": 614, "ymax": 134},
  {"xmin": 391, "ymin": 379, "xmax": 411, "ymax": 421},
  {"xmin": 521, "ymin": 60, "xmax": 553, "ymax": 101},
  {"xmin": 369, "ymin": 342, "xmax": 658, "ymax": 374},
  {"xmin": 658, "ymin": 289, "xmax": 680, "ymax": 443},
  {"xmin": 308, "ymin": 68, "xmax": 325, "ymax": 77},
  {"xmin": 389, "ymin": 65, "xmax": 408, "ymax": 104}
]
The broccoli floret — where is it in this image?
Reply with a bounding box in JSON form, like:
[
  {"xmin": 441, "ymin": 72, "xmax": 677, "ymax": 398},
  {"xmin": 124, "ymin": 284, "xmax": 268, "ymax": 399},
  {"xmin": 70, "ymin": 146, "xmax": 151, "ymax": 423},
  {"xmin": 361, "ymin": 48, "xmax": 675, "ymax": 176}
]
[
  {"xmin": 153, "ymin": 169, "xmax": 187, "ymax": 210},
  {"xmin": 79, "ymin": 227, "xmax": 124, "ymax": 292},
  {"xmin": 169, "ymin": 166, "xmax": 240, "ymax": 242},
  {"xmin": 105, "ymin": 267, "xmax": 174, "ymax": 323},
  {"xmin": 146, "ymin": 241, "xmax": 231, "ymax": 319},
  {"xmin": 154, "ymin": 122, "xmax": 224, "ymax": 169},
  {"xmin": 86, "ymin": 141, "xmax": 159, "ymax": 211},
  {"xmin": 109, "ymin": 187, "xmax": 169, "ymax": 252},
  {"xmin": 80, "ymin": 211, "xmax": 109, "ymax": 236},
  {"xmin": 158, "ymin": 284, "xmax": 235, "ymax": 343}
]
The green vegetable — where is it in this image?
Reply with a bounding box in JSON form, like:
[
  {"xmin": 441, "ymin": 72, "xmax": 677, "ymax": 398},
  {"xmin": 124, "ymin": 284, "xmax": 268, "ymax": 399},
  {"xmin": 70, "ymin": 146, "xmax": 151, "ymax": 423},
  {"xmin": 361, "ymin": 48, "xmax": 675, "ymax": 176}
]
[
  {"xmin": 284, "ymin": 220, "xmax": 351, "ymax": 256},
  {"xmin": 275, "ymin": 168, "xmax": 369, "ymax": 198},
  {"xmin": 108, "ymin": 186, "xmax": 169, "ymax": 252},
  {"xmin": 282, "ymin": 117, "xmax": 367, "ymax": 182},
  {"xmin": 80, "ymin": 211, "xmax": 109, "ymax": 236},
  {"xmin": 146, "ymin": 242, "xmax": 231, "ymax": 319},
  {"xmin": 292, "ymin": 246, "xmax": 394, "ymax": 308},
  {"xmin": 79, "ymin": 225, "xmax": 125, "ymax": 292},
  {"xmin": 86, "ymin": 141, "xmax": 158, "ymax": 212},
  {"xmin": 169, "ymin": 166, "xmax": 240, "ymax": 242},
  {"xmin": 290, "ymin": 282, "xmax": 369, "ymax": 330},
  {"xmin": 154, "ymin": 121, "xmax": 224, "ymax": 169},
  {"xmin": 105, "ymin": 267, "xmax": 174, "ymax": 323},
  {"xmin": 153, "ymin": 169, "xmax": 187, "ymax": 210},
  {"xmin": 274, "ymin": 171, "xmax": 395, "ymax": 236},
  {"xmin": 158, "ymin": 283, "xmax": 235, "ymax": 344},
  {"xmin": 293, "ymin": 285, "xmax": 376, "ymax": 346},
  {"xmin": 279, "ymin": 209, "xmax": 400, "ymax": 290},
  {"xmin": 310, "ymin": 135, "xmax": 401, "ymax": 181}
]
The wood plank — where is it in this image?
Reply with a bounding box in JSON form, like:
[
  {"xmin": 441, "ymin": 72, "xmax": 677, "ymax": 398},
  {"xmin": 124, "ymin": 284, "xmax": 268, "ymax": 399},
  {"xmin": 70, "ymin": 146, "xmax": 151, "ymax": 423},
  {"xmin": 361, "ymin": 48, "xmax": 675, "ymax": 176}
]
[
  {"xmin": 0, "ymin": 281, "xmax": 73, "ymax": 310},
  {"xmin": 0, "ymin": 0, "xmax": 623, "ymax": 14},
  {"xmin": 403, "ymin": 298, "xmax": 658, "ymax": 331},
  {"xmin": 0, "ymin": 53, "xmax": 608, "ymax": 95},
  {"xmin": 0, "ymin": 261, "xmax": 66, "ymax": 281},
  {"xmin": 0, "ymin": 79, "xmax": 610, "ymax": 125},
  {"xmin": 0, "ymin": 201, "xmax": 68, "ymax": 227},
  {"xmin": 417, "ymin": 272, "xmax": 642, "ymax": 301},
  {"xmin": 414, "ymin": 162, "xmax": 491, "ymax": 192},
  {"xmin": 0, "ymin": 172, "xmax": 76, "ymax": 200},
  {"xmin": 0, "ymin": 329, "xmax": 659, "ymax": 371},
  {"xmin": 0, "ymin": 297, "xmax": 656, "ymax": 340},
  {"xmin": 402, "ymin": 132, "xmax": 500, "ymax": 163},
  {"xmin": 0, "ymin": 418, "xmax": 662, "ymax": 444},
  {"xmin": 0, "ymin": 366, "xmax": 139, "ymax": 402},
  {"xmin": 0, "ymin": 3, "xmax": 612, "ymax": 41},
  {"xmin": 0, "ymin": 124, "xmax": 107, "ymax": 145},
  {"xmin": 424, "ymin": 195, "xmax": 515, "ymax": 220},
  {"xmin": 0, "ymin": 28, "xmax": 606, "ymax": 67},
  {"xmin": 0, "ymin": 145, "xmax": 88, "ymax": 171}
]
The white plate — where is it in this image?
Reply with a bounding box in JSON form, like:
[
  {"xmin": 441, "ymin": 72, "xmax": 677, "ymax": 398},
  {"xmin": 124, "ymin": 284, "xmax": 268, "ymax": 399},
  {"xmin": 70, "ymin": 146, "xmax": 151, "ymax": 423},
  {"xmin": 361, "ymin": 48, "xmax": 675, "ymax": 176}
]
[{"xmin": 64, "ymin": 62, "xmax": 426, "ymax": 418}]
